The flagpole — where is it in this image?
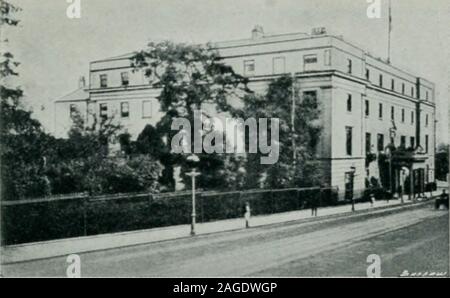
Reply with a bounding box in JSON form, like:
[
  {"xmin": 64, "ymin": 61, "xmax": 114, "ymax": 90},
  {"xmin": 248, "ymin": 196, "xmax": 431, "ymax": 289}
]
[{"xmin": 388, "ymin": 0, "xmax": 392, "ymax": 64}]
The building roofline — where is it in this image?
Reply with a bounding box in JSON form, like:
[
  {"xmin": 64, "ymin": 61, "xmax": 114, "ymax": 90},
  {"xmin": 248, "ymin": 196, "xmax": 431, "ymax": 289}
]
[
  {"xmin": 54, "ymin": 87, "xmax": 89, "ymax": 103},
  {"xmin": 213, "ymin": 30, "xmax": 433, "ymax": 84},
  {"xmin": 90, "ymin": 52, "xmax": 137, "ymax": 64}
]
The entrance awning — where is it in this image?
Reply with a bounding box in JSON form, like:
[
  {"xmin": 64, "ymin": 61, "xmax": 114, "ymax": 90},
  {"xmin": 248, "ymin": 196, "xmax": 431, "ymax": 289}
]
[{"xmin": 392, "ymin": 147, "xmax": 428, "ymax": 166}]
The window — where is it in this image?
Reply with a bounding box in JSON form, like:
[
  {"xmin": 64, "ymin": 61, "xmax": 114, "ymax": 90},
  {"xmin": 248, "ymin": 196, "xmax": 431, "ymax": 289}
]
[
  {"xmin": 411, "ymin": 86, "xmax": 415, "ymax": 97},
  {"xmin": 303, "ymin": 54, "xmax": 318, "ymax": 71},
  {"xmin": 366, "ymin": 133, "xmax": 372, "ymax": 153},
  {"xmin": 379, "ymin": 74, "xmax": 383, "ymax": 87},
  {"xmin": 121, "ymin": 102, "xmax": 129, "ymax": 118},
  {"xmin": 402, "ymin": 83, "xmax": 405, "ymax": 94},
  {"xmin": 378, "ymin": 103, "xmax": 383, "ymax": 119},
  {"xmin": 377, "ymin": 134, "xmax": 384, "ymax": 151},
  {"xmin": 425, "ymin": 114, "xmax": 429, "ymax": 127},
  {"xmin": 401, "ymin": 109, "xmax": 405, "ymax": 123},
  {"xmin": 273, "ymin": 57, "xmax": 286, "ymax": 74},
  {"xmin": 142, "ymin": 101, "xmax": 152, "ymax": 118},
  {"xmin": 391, "ymin": 106, "xmax": 395, "ymax": 120},
  {"xmin": 365, "ymin": 100, "xmax": 370, "ymax": 117},
  {"xmin": 425, "ymin": 135, "xmax": 429, "ymax": 153},
  {"xmin": 347, "ymin": 59, "xmax": 352, "ymax": 74},
  {"xmin": 100, "ymin": 74, "xmax": 108, "ymax": 88},
  {"xmin": 391, "ymin": 79, "xmax": 395, "ymax": 91},
  {"xmin": 70, "ymin": 104, "xmax": 78, "ymax": 118},
  {"xmin": 243, "ymin": 60, "xmax": 255, "ymax": 76},
  {"xmin": 426, "ymin": 91, "xmax": 429, "ymax": 101},
  {"xmin": 346, "ymin": 127, "xmax": 353, "ymax": 156},
  {"xmin": 365, "ymin": 69, "xmax": 370, "ymax": 81},
  {"xmin": 346, "ymin": 94, "xmax": 352, "ymax": 112},
  {"xmin": 410, "ymin": 137, "xmax": 415, "ymax": 148},
  {"xmin": 121, "ymin": 72, "xmax": 129, "ymax": 86},
  {"xmin": 400, "ymin": 136, "xmax": 406, "ymax": 148},
  {"xmin": 99, "ymin": 103, "xmax": 108, "ymax": 120},
  {"xmin": 411, "ymin": 111, "xmax": 414, "ymax": 124},
  {"xmin": 324, "ymin": 50, "xmax": 331, "ymax": 66}
]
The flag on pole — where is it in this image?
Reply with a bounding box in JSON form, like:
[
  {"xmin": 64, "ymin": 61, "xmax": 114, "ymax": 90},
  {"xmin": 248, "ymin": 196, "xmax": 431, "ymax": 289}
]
[{"xmin": 389, "ymin": 0, "xmax": 393, "ymax": 32}]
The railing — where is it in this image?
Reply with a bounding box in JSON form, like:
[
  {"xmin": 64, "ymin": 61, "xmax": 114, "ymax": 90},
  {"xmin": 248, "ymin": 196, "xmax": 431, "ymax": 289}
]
[{"xmin": 1, "ymin": 187, "xmax": 339, "ymax": 246}]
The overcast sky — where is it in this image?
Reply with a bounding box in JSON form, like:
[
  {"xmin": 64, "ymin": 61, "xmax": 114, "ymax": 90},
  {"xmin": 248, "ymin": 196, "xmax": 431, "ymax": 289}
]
[{"xmin": 5, "ymin": 0, "xmax": 449, "ymax": 142}]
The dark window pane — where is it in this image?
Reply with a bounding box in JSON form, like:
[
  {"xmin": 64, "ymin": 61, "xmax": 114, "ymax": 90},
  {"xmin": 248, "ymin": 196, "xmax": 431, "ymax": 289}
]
[
  {"xmin": 121, "ymin": 102, "xmax": 129, "ymax": 118},
  {"xmin": 366, "ymin": 133, "xmax": 371, "ymax": 153},
  {"xmin": 100, "ymin": 74, "xmax": 108, "ymax": 88},
  {"xmin": 347, "ymin": 94, "xmax": 352, "ymax": 112},
  {"xmin": 377, "ymin": 134, "xmax": 384, "ymax": 151},
  {"xmin": 346, "ymin": 127, "xmax": 353, "ymax": 156}
]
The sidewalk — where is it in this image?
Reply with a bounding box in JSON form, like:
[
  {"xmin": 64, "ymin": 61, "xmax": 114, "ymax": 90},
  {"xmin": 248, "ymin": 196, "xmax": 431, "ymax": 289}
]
[{"xmin": 1, "ymin": 197, "xmax": 433, "ymax": 264}]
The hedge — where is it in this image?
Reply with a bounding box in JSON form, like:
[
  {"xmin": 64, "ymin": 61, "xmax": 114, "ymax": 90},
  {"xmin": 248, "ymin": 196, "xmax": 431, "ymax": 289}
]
[{"xmin": 1, "ymin": 188, "xmax": 339, "ymax": 245}]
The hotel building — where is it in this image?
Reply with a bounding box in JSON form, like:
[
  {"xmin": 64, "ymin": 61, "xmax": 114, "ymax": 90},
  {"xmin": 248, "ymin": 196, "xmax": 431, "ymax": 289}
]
[{"xmin": 54, "ymin": 26, "xmax": 436, "ymax": 199}]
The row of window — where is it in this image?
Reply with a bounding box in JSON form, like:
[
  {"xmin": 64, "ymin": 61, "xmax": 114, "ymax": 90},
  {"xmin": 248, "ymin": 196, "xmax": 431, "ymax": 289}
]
[
  {"xmin": 356, "ymin": 98, "xmax": 430, "ymax": 127},
  {"xmin": 345, "ymin": 128, "xmax": 430, "ymax": 156},
  {"xmin": 99, "ymin": 72, "xmax": 130, "ymax": 88},
  {"xmin": 365, "ymin": 69, "xmax": 422, "ymax": 98},
  {"xmin": 243, "ymin": 54, "xmax": 430, "ymax": 101},
  {"xmin": 70, "ymin": 101, "xmax": 153, "ymax": 120},
  {"xmin": 243, "ymin": 50, "xmax": 332, "ymax": 76}
]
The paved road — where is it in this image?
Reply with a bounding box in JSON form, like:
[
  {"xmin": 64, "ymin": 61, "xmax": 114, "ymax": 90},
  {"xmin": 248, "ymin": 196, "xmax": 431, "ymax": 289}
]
[{"xmin": 2, "ymin": 204, "xmax": 448, "ymax": 277}]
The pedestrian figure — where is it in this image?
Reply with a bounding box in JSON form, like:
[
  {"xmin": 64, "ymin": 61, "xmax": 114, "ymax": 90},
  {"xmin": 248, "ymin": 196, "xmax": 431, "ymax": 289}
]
[
  {"xmin": 370, "ymin": 193, "xmax": 375, "ymax": 207},
  {"xmin": 311, "ymin": 190, "xmax": 322, "ymax": 217},
  {"xmin": 244, "ymin": 202, "xmax": 251, "ymax": 228}
]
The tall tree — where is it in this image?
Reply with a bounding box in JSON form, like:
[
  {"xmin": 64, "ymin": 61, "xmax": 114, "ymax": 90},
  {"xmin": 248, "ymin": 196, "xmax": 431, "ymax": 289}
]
[
  {"xmin": 0, "ymin": 1, "xmax": 54, "ymax": 199},
  {"xmin": 436, "ymin": 143, "xmax": 449, "ymax": 181},
  {"xmin": 238, "ymin": 75, "xmax": 323, "ymax": 189},
  {"xmin": 132, "ymin": 41, "xmax": 251, "ymax": 189}
]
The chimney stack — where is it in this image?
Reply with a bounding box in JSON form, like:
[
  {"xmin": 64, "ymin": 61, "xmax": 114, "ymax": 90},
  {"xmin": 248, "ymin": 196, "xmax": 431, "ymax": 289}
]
[
  {"xmin": 251, "ymin": 25, "xmax": 264, "ymax": 39},
  {"xmin": 79, "ymin": 76, "xmax": 86, "ymax": 89}
]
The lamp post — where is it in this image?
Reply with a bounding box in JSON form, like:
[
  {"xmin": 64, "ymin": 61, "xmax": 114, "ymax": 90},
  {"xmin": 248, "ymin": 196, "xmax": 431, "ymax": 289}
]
[
  {"xmin": 291, "ymin": 72, "xmax": 297, "ymax": 166},
  {"xmin": 350, "ymin": 166, "xmax": 356, "ymax": 212},
  {"xmin": 186, "ymin": 169, "xmax": 200, "ymax": 236},
  {"xmin": 387, "ymin": 128, "xmax": 397, "ymax": 196},
  {"xmin": 400, "ymin": 168, "xmax": 406, "ymax": 204},
  {"xmin": 186, "ymin": 154, "xmax": 200, "ymax": 236}
]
